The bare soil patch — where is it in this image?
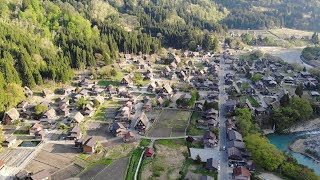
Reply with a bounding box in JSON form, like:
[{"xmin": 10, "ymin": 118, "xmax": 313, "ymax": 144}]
[
  {"xmin": 141, "ymin": 142, "xmax": 188, "ymax": 180},
  {"xmin": 105, "ymin": 142, "xmax": 138, "ymax": 160},
  {"xmin": 86, "ymin": 122, "xmax": 113, "ymax": 141},
  {"xmin": 26, "ymin": 143, "xmax": 79, "ymax": 175},
  {"xmin": 25, "ymin": 159, "xmax": 59, "ymax": 174}
]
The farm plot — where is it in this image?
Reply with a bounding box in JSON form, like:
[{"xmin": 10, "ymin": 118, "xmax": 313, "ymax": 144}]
[
  {"xmin": 186, "ymin": 111, "xmax": 205, "ymax": 136},
  {"xmin": 0, "ymin": 148, "xmax": 33, "ymax": 167},
  {"xmin": 86, "ymin": 122, "xmax": 113, "ymax": 141},
  {"xmin": 148, "ymin": 109, "xmax": 191, "ymax": 137},
  {"xmin": 145, "ymin": 109, "xmax": 162, "ymax": 121},
  {"xmin": 140, "ymin": 139, "xmax": 188, "ymax": 180},
  {"xmin": 92, "ymin": 158, "xmax": 129, "ymax": 180},
  {"xmin": 25, "ymin": 143, "xmax": 80, "ymax": 174},
  {"xmin": 52, "ymin": 164, "xmax": 83, "ymax": 180},
  {"xmin": 93, "ymin": 99, "xmax": 121, "ymax": 122},
  {"xmin": 269, "ymin": 28, "xmax": 313, "ymax": 39}
]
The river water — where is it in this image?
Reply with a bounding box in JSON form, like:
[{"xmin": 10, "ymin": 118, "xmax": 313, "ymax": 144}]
[{"xmin": 267, "ymin": 131, "xmax": 320, "ymax": 175}]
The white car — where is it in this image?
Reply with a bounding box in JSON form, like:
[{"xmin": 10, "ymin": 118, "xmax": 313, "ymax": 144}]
[{"xmin": 222, "ymin": 146, "xmax": 226, "ymax": 151}]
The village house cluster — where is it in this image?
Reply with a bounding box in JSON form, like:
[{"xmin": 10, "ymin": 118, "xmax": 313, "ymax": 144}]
[{"xmin": 1, "ymin": 44, "xmax": 319, "ymax": 180}]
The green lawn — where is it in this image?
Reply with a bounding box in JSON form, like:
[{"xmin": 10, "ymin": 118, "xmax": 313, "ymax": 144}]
[
  {"xmin": 240, "ymin": 95, "xmax": 260, "ymax": 107},
  {"xmin": 98, "ymin": 80, "xmax": 120, "ymax": 87},
  {"xmin": 156, "ymin": 138, "xmax": 186, "ymax": 148},
  {"xmin": 186, "ymin": 111, "xmax": 205, "ymax": 136},
  {"xmin": 92, "ymin": 99, "xmax": 120, "ymax": 121},
  {"xmin": 139, "ymin": 138, "xmax": 151, "ymax": 147},
  {"xmin": 125, "ymin": 148, "xmax": 143, "ymax": 180}
]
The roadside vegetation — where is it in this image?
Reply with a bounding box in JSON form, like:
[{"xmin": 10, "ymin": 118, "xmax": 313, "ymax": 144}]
[{"xmin": 125, "ymin": 148, "xmax": 143, "ymax": 180}]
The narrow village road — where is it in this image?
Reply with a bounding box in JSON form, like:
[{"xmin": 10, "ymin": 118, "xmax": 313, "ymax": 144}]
[{"xmin": 218, "ymin": 58, "xmax": 231, "ymax": 180}]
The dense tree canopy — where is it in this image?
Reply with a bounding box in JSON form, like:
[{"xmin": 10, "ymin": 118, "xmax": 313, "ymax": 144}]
[
  {"xmin": 272, "ymin": 96, "xmax": 313, "ymax": 133},
  {"xmin": 301, "ymin": 46, "xmax": 320, "ymax": 62},
  {"xmin": 245, "ymin": 134, "xmax": 286, "ymax": 171},
  {"xmin": 217, "ymin": 0, "xmax": 320, "ymax": 31}
]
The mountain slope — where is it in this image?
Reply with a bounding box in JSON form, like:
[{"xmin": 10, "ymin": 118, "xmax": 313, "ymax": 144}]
[{"xmin": 216, "ymin": 0, "xmax": 320, "ymax": 30}]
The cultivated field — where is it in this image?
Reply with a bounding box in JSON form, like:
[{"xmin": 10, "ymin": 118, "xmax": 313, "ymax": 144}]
[
  {"xmin": 229, "ymin": 29, "xmax": 276, "ymax": 38},
  {"xmin": 52, "ymin": 164, "xmax": 83, "ymax": 179},
  {"xmin": 148, "ymin": 109, "xmax": 191, "ymax": 137},
  {"xmin": 186, "ymin": 112, "xmax": 205, "ymax": 136},
  {"xmin": 92, "ymin": 158, "xmax": 129, "ymax": 180},
  {"xmin": 25, "ymin": 143, "xmax": 80, "ymax": 174},
  {"xmin": 0, "ymin": 149, "xmax": 34, "ymax": 167},
  {"xmin": 93, "ymin": 99, "xmax": 121, "ymax": 122},
  {"xmin": 105, "ymin": 142, "xmax": 138, "ymax": 160},
  {"xmin": 86, "ymin": 122, "xmax": 113, "ymax": 141},
  {"xmin": 269, "ymin": 28, "xmax": 313, "ymax": 39},
  {"xmin": 229, "ymin": 28, "xmax": 313, "ymax": 39},
  {"xmin": 140, "ymin": 139, "xmax": 188, "ymax": 180},
  {"xmin": 145, "ymin": 109, "xmax": 162, "ymax": 121}
]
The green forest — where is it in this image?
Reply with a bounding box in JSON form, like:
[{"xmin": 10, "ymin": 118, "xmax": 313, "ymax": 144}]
[{"xmin": 216, "ymin": 0, "xmax": 320, "ymax": 31}]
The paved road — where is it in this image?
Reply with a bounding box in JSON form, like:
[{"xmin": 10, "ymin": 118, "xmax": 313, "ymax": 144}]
[{"xmin": 218, "ymin": 58, "xmax": 231, "ymax": 180}]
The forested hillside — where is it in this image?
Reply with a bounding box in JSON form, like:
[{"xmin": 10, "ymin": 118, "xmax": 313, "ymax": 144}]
[
  {"xmin": 216, "ymin": 0, "xmax": 320, "ymax": 31},
  {"xmin": 0, "ymin": 0, "xmax": 161, "ymax": 112}
]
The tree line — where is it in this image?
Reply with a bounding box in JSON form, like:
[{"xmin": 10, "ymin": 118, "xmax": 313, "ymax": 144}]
[
  {"xmin": 235, "ymin": 108, "xmax": 318, "ymax": 180},
  {"xmin": 216, "ymin": 0, "xmax": 320, "ymax": 31},
  {"xmin": 273, "ymin": 95, "xmax": 313, "ymax": 133}
]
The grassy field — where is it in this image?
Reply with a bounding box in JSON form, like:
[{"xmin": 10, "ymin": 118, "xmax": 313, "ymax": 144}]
[
  {"xmin": 105, "ymin": 143, "xmax": 137, "ymax": 160},
  {"xmin": 140, "ymin": 139, "xmax": 188, "ymax": 180},
  {"xmin": 156, "ymin": 138, "xmax": 186, "ymax": 148},
  {"xmin": 139, "ymin": 138, "xmax": 151, "ymax": 147},
  {"xmin": 269, "ymin": 28, "xmax": 313, "ymax": 39},
  {"xmin": 98, "ymin": 80, "xmax": 120, "ymax": 87},
  {"xmin": 92, "ymin": 99, "xmax": 121, "ymax": 121},
  {"xmin": 148, "ymin": 109, "xmax": 191, "ymax": 137},
  {"xmin": 125, "ymin": 148, "xmax": 143, "ymax": 180},
  {"xmin": 181, "ymin": 158, "xmax": 218, "ymax": 180},
  {"xmin": 186, "ymin": 111, "xmax": 205, "ymax": 136}
]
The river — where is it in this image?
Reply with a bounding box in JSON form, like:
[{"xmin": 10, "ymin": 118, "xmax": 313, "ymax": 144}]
[
  {"xmin": 267, "ymin": 130, "xmax": 320, "ymax": 175},
  {"xmin": 252, "ymin": 46, "xmax": 314, "ymax": 69}
]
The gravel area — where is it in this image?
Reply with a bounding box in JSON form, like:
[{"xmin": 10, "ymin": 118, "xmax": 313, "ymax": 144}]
[{"xmin": 290, "ymin": 118, "xmax": 320, "ymax": 133}]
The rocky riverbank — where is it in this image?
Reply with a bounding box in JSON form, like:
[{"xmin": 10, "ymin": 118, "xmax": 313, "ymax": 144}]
[
  {"xmin": 290, "ymin": 136, "xmax": 320, "ymax": 163},
  {"xmin": 289, "ymin": 118, "xmax": 320, "ymax": 133}
]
